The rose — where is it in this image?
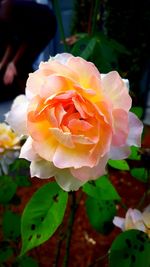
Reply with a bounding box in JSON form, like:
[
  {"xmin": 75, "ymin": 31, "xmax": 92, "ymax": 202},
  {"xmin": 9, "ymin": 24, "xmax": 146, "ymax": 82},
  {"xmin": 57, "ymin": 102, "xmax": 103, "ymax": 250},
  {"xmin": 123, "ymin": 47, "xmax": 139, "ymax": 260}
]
[
  {"xmin": 0, "ymin": 122, "xmax": 20, "ymax": 174},
  {"xmin": 113, "ymin": 205, "xmax": 150, "ymax": 237},
  {"xmin": 6, "ymin": 53, "xmax": 143, "ymax": 191},
  {"xmin": 0, "ymin": 122, "xmax": 20, "ymax": 153}
]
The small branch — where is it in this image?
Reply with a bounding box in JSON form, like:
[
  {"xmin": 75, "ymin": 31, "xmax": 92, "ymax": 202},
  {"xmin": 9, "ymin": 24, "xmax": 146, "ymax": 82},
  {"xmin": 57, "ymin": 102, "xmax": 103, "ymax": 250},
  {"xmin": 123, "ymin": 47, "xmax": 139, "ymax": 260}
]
[
  {"xmin": 88, "ymin": 1, "xmax": 94, "ymax": 34},
  {"xmin": 137, "ymin": 191, "xmax": 147, "ymax": 209},
  {"xmin": 88, "ymin": 251, "xmax": 108, "ymax": 267},
  {"xmin": 53, "ymin": 225, "xmax": 66, "ymax": 267},
  {"xmin": 91, "ymin": 0, "xmax": 100, "ymax": 35},
  {"xmin": 120, "ymin": 201, "xmax": 128, "ymax": 211},
  {"xmin": 63, "ymin": 191, "xmax": 76, "ymax": 267},
  {"xmin": 52, "ymin": 0, "xmax": 69, "ymax": 52},
  {"xmin": 137, "ymin": 169, "xmax": 150, "ymax": 209}
]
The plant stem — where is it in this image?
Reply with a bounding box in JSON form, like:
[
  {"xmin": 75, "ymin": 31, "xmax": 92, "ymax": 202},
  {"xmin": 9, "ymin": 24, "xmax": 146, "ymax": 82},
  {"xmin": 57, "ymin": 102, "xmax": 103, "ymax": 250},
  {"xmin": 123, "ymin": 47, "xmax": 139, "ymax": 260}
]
[
  {"xmin": 91, "ymin": 0, "xmax": 100, "ymax": 35},
  {"xmin": 63, "ymin": 191, "xmax": 76, "ymax": 267},
  {"xmin": 137, "ymin": 169, "xmax": 150, "ymax": 209},
  {"xmin": 88, "ymin": 251, "xmax": 108, "ymax": 267},
  {"xmin": 52, "ymin": 0, "xmax": 69, "ymax": 52},
  {"xmin": 53, "ymin": 225, "xmax": 66, "ymax": 267},
  {"xmin": 137, "ymin": 192, "xmax": 147, "ymax": 209},
  {"xmin": 53, "ymin": 238, "xmax": 62, "ymax": 267},
  {"xmin": 88, "ymin": 1, "xmax": 94, "ymax": 34},
  {"xmin": 120, "ymin": 201, "xmax": 128, "ymax": 211}
]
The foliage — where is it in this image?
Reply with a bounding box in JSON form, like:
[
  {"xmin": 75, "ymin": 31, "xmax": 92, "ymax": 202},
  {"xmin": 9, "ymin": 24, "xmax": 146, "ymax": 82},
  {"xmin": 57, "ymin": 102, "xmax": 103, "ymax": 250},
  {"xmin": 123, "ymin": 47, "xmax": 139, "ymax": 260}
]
[
  {"xmin": 0, "ymin": 159, "xmax": 38, "ymax": 266},
  {"xmin": 71, "ymin": 32, "xmax": 128, "ymax": 73},
  {"xmin": 0, "ymin": 141, "xmax": 149, "ymax": 266},
  {"xmin": 109, "ymin": 230, "xmax": 150, "ymax": 267},
  {"xmin": 21, "ymin": 182, "xmax": 68, "ymax": 255}
]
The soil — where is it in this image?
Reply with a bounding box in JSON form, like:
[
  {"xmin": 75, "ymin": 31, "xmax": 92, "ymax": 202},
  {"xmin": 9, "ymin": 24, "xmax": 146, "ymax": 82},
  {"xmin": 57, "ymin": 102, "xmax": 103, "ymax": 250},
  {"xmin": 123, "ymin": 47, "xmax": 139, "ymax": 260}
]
[{"xmin": 2, "ymin": 125, "xmax": 150, "ymax": 267}]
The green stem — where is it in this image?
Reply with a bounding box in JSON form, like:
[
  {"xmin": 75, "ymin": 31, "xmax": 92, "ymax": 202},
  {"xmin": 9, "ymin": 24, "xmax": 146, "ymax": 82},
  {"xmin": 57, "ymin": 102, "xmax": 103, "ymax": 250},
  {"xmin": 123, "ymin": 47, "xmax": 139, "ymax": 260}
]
[
  {"xmin": 137, "ymin": 169, "xmax": 150, "ymax": 209},
  {"xmin": 88, "ymin": 251, "xmax": 108, "ymax": 267},
  {"xmin": 52, "ymin": 0, "xmax": 69, "ymax": 52},
  {"xmin": 88, "ymin": 1, "xmax": 94, "ymax": 34},
  {"xmin": 91, "ymin": 0, "xmax": 100, "ymax": 35},
  {"xmin": 63, "ymin": 191, "xmax": 76, "ymax": 267},
  {"xmin": 137, "ymin": 192, "xmax": 147, "ymax": 209},
  {"xmin": 53, "ymin": 225, "xmax": 66, "ymax": 267},
  {"xmin": 120, "ymin": 201, "xmax": 128, "ymax": 211}
]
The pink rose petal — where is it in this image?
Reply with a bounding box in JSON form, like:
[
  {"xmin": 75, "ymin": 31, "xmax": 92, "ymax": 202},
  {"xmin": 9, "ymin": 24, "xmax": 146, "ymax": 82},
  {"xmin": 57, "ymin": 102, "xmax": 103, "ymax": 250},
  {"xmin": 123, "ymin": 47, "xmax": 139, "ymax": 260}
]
[
  {"xmin": 101, "ymin": 71, "xmax": 131, "ymax": 111},
  {"xmin": 71, "ymin": 154, "xmax": 108, "ymax": 181},
  {"xmin": 127, "ymin": 112, "xmax": 143, "ymax": 147}
]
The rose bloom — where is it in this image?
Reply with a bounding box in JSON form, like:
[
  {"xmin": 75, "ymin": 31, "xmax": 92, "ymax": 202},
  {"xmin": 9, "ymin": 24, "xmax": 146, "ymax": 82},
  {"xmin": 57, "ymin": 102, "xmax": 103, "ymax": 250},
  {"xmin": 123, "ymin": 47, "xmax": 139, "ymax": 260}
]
[
  {"xmin": 6, "ymin": 53, "xmax": 143, "ymax": 191},
  {"xmin": 0, "ymin": 122, "xmax": 20, "ymax": 174},
  {"xmin": 113, "ymin": 205, "xmax": 150, "ymax": 238},
  {"xmin": 0, "ymin": 122, "xmax": 20, "ymax": 153}
]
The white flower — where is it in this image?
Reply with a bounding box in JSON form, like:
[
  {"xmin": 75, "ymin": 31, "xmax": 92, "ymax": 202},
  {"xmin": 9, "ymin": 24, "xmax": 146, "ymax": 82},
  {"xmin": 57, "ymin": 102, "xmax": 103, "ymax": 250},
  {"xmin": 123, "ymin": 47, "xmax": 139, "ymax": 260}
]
[{"xmin": 113, "ymin": 205, "xmax": 150, "ymax": 237}]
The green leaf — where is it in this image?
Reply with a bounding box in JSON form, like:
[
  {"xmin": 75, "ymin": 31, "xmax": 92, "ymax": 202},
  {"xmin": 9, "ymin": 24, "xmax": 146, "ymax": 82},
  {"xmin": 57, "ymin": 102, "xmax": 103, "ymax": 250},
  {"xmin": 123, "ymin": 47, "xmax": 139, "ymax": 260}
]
[
  {"xmin": 131, "ymin": 168, "xmax": 148, "ymax": 183},
  {"xmin": 108, "ymin": 159, "xmax": 130, "ymax": 171},
  {"xmin": 15, "ymin": 175, "xmax": 31, "ymax": 187},
  {"xmin": 3, "ymin": 210, "xmax": 21, "ymax": 240},
  {"xmin": 90, "ymin": 32, "xmax": 128, "ymax": 72},
  {"xmin": 21, "ymin": 182, "xmax": 68, "ymax": 255},
  {"xmin": 71, "ymin": 35, "xmax": 89, "ymax": 56},
  {"xmin": 0, "ymin": 175, "xmax": 17, "ymax": 204},
  {"xmin": 9, "ymin": 158, "xmax": 29, "ymax": 174},
  {"xmin": 130, "ymin": 107, "xmax": 143, "ymax": 119},
  {"xmin": 80, "ymin": 37, "xmax": 97, "ymax": 59},
  {"xmin": 0, "ymin": 243, "xmax": 13, "ymax": 264},
  {"xmin": 71, "ymin": 34, "xmax": 97, "ymax": 60},
  {"xmin": 83, "ymin": 175, "xmax": 120, "ymax": 201},
  {"xmin": 9, "ymin": 159, "xmax": 31, "ymax": 187},
  {"xmin": 71, "ymin": 32, "xmax": 128, "ymax": 73},
  {"xmin": 109, "ymin": 230, "xmax": 150, "ymax": 267},
  {"xmin": 93, "ymin": 41, "xmax": 116, "ymax": 72},
  {"xmin": 17, "ymin": 255, "xmax": 39, "ymax": 267},
  {"xmin": 86, "ymin": 196, "xmax": 116, "ymax": 234},
  {"xmin": 128, "ymin": 146, "xmax": 141, "ymax": 160}
]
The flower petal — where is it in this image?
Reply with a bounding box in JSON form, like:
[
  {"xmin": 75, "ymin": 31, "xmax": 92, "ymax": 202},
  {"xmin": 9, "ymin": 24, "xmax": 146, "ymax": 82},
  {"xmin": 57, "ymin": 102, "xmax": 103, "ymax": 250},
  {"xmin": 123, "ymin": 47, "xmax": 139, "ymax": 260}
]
[
  {"xmin": 40, "ymin": 60, "xmax": 78, "ymax": 82},
  {"xmin": 51, "ymin": 53, "xmax": 73, "ymax": 64},
  {"xmin": 20, "ymin": 137, "xmax": 39, "ymax": 161},
  {"xmin": 70, "ymin": 154, "xmax": 108, "ymax": 181},
  {"xmin": 53, "ymin": 143, "xmax": 97, "ymax": 169},
  {"xmin": 143, "ymin": 205, "xmax": 150, "ymax": 228},
  {"xmin": 49, "ymin": 128, "xmax": 75, "ymax": 148},
  {"xmin": 113, "ymin": 217, "xmax": 125, "ymax": 230},
  {"xmin": 129, "ymin": 209, "xmax": 143, "ymax": 224},
  {"xmin": 67, "ymin": 56, "xmax": 101, "ymax": 88},
  {"xmin": 26, "ymin": 70, "xmax": 44, "ymax": 99},
  {"xmin": 112, "ymin": 109, "xmax": 128, "ymax": 146},
  {"xmin": 33, "ymin": 137, "xmax": 58, "ymax": 161},
  {"xmin": 5, "ymin": 95, "xmax": 28, "ymax": 135},
  {"xmin": 109, "ymin": 146, "xmax": 131, "ymax": 160},
  {"xmin": 125, "ymin": 209, "xmax": 144, "ymax": 231},
  {"xmin": 127, "ymin": 112, "xmax": 143, "ymax": 147},
  {"xmin": 101, "ymin": 74, "xmax": 129, "ymax": 91},
  {"xmin": 55, "ymin": 168, "xmax": 85, "ymax": 191},
  {"xmin": 101, "ymin": 71, "xmax": 131, "ymax": 111},
  {"xmin": 30, "ymin": 159, "xmax": 56, "ymax": 178},
  {"xmin": 39, "ymin": 75, "xmax": 75, "ymax": 99}
]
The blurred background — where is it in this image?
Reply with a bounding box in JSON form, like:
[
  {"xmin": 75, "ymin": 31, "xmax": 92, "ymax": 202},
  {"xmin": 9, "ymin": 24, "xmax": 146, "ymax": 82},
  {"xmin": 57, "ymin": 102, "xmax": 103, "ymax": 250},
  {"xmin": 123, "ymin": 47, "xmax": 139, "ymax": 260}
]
[{"xmin": 0, "ymin": 0, "xmax": 150, "ymax": 124}]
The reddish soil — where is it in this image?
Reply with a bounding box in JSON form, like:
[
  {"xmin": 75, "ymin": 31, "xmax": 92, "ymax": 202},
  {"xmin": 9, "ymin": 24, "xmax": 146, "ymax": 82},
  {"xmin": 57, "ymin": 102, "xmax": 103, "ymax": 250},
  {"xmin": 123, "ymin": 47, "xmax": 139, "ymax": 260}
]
[{"xmin": 2, "ymin": 125, "xmax": 150, "ymax": 267}]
